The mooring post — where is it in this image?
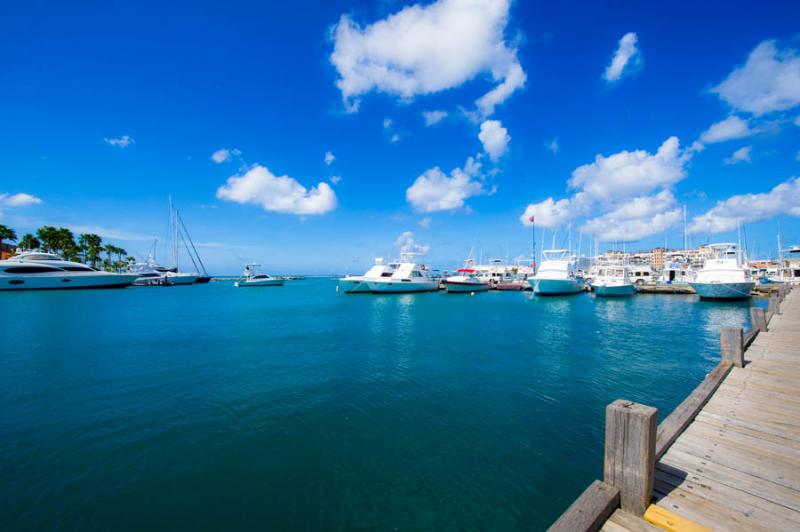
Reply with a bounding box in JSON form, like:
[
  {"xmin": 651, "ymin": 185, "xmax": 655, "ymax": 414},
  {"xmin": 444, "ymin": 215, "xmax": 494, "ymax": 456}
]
[
  {"xmin": 768, "ymin": 294, "xmax": 781, "ymax": 316},
  {"xmin": 720, "ymin": 327, "xmax": 744, "ymax": 367},
  {"xmin": 750, "ymin": 307, "xmax": 767, "ymax": 333},
  {"xmin": 604, "ymin": 400, "xmax": 657, "ymax": 516}
]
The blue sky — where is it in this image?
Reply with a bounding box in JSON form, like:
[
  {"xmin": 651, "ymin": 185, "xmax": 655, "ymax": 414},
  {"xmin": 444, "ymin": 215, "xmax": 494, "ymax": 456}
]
[{"xmin": 1, "ymin": 0, "xmax": 799, "ymax": 274}]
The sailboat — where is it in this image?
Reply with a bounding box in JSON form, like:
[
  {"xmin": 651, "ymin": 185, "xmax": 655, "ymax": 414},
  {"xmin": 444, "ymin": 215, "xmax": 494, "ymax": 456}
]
[{"xmin": 163, "ymin": 196, "xmax": 209, "ymax": 285}]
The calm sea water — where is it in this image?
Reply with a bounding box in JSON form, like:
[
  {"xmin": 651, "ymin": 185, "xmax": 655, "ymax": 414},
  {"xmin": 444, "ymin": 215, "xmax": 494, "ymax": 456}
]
[{"xmin": 0, "ymin": 279, "xmax": 758, "ymax": 530}]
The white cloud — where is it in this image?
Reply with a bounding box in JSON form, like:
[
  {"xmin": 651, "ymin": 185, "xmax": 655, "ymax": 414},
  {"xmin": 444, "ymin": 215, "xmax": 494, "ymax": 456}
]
[
  {"xmin": 383, "ymin": 118, "xmax": 393, "ymax": 129},
  {"xmin": 406, "ymin": 156, "xmax": 487, "ymax": 212},
  {"xmin": 699, "ymin": 115, "xmax": 755, "ymax": 143},
  {"xmin": 330, "ymin": 175, "xmax": 342, "ymax": 185},
  {"xmin": 603, "ymin": 32, "xmax": 642, "ymax": 83},
  {"xmin": 395, "ymin": 230, "xmax": 430, "ymax": 254},
  {"xmin": 0, "ymin": 193, "xmax": 43, "ymax": 207},
  {"xmin": 104, "ymin": 135, "xmax": 134, "ymax": 148},
  {"xmin": 519, "ymin": 197, "xmax": 572, "ymax": 229},
  {"xmin": 216, "ymin": 164, "xmax": 337, "ymax": 215},
  {"xmin": 712, "ymin": 40, "xmax": 800, "ymax": 116},
  {"xmin": 546, "ymin": 138, "xmax": 559, "ymax": 154},
  {"xmin": 211, "ymin": 148, "xmax": 241, "ymax": 164},
  {"xmin": 418, "ymin": 216, "xmax": 432, "ymax": 228},
  {"xmin": 689, "ymin": 177, "xmax": 800, "ymax": 234},
  {"xmin": 423, "ymin": 110, "xmax": 448, "ymax": 126},
  {"xmin": 324, "ymin": 151, "xmax": 336, "ymax": 165},
  {"xmin": 724, "ymin": 146, "xmax": 752, "ymax": 165},
  {"xmin": 390, "ymin": 133, "xmax": 401, "ymax": 143},
  {"xmin": 568, "ymin": 136, "xmax": 691, "ymax": 201},
  {"xmin": 330, "ymin": 0, "xmax": 525, "ymax": 117},
  {"xmin": 581, "ymin": 190, "xmax": 681, "ymax": 241},
  {"xmin": 478, "ymin": 119, "xmax": 510, "ymax": 161}
]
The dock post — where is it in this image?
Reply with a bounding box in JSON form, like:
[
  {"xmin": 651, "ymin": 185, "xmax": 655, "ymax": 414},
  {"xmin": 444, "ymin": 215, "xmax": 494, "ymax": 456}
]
[
  {"xmin": 769, "ymin": 294, "xmax": 781, "ymax": 316},
  {"xmin": 720, "ymin": 327, "xmax": 744, "ymax": 367},
  {"xmin": 750, "ymin": 308, "xmax": 767, "ymax": 333},
  {"xmin": 604, "ymin": 400, "xmax": 658, "ymax": 516}
]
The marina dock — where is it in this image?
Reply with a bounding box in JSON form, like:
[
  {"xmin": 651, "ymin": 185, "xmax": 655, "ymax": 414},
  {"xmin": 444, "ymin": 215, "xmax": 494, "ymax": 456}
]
[{"xmin": 551, "ymin": 285, "xmax": 799, "ymax": 531}]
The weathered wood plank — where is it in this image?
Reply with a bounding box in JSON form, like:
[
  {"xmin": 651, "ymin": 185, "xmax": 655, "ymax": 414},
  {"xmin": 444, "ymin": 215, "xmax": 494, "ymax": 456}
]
[
  {"xmin": 548, "ymin": 480, "xmax": 620, "ymax": 532},
  {"xmin": 655, "ymin": 362, "xmax": 733, "ymax": 459},
  {"xmin": 608, "ymin": 509, "xmax": 662, "ymax": 531}
]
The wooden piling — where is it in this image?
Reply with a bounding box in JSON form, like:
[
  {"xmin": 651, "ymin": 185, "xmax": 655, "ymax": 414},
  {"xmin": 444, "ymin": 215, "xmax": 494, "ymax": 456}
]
[
  {"xmin": 604, "ymin": 400, "xmax": 658, "ymax": 516},
  {"xmin": 719, "ymin": 327, "xmax": 744, "ymax": 367},
  {"xmin": 750, "ymin": 307, "xmax": 767, "ymax": 332}
]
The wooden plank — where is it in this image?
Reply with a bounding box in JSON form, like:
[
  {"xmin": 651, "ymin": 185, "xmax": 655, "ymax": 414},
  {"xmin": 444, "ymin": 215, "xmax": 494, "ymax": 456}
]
[
  {"xmin": 604, "ymin": 401, "xmax": 658, "ymax": 516},
  {"xmin": 549, "ymin": 480, "xmax": 620, "ymax": 532},
  {"xmin": 659, "ymin": 446, "xmax": 800, "ymax": 513},
  {"xmin": 643, "ymin": 504, "xmax": 710, "ymax": 532},
  {"xmin": 608, "ymin": 509, "xmax": 662, "ymax": 531},
  {"xmin": 694, "ymin": 412, "xmax": 800, "ymax": 449},
  {"xmin": 655, "ymin": 362, "xmax": 733, "ymax": 459},
  {"xmin": 655, "ymin": 466, "xmax": 800, "ymax": 529}
]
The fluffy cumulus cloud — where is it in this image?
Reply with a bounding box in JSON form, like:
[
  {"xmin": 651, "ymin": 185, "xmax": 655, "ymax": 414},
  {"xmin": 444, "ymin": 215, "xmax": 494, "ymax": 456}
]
[
  {"xmin": 406, "ymin": 156, "xmax": 488, "ymax": 212},
  {"xmin": 330, "ymin": 0, "xmax": 525, "ymax": 117},
  {"xmin": 519, "ymin": 137, "xmax": 694, "ymax": 241},
  {"xmin": 690, "ymin": 177, "xmax": 800, "ymax": 234},
  {"xmin": 712, "ymin": 40, "xmax": 800, "ymax": 116},
  {"xmin": 216, "ymin": 164, "xmax": 337, "ymax": 215},
  {"xmin": 699, "ymin": 115, "xmax": 755, "ymax": 143},
  {"xmin": 478, "ymin": 119, "xmax": 510, "ymax": 161},
  {"xmin": 519, "ymin": 197, "xmax": 573, "ymax": 229},
  {"xmin": 724, "ymin": 146, "xmax": 752, "ymax": 165},
  {"xmin": 210, "ymin": 148, "xmax": 241, "ymax": 164},
  {"xmin": 603, "ymin": 32, "xmax": 642, "ymax": 83},
  {"xmin": 568, "ymin": 136, "xmax": 690, "ymax": 201},
  {"xmin": 0, "ymin": 193, "xmax": 43, "ymax": 207},
  {"xmin": 395, "ymin": 230, "xmax": 430, "ymax": 254},
  {"xmin": 423, "ymin": 110, "xmax": 448, "ymax": 126},
  {"xmin": 324, "ymin": 151, "xmax": 336, "ymax": 165},
  {"xmin": 104, "ymin": 135, "xmax": 134, "ymax": 148},
  {"xmin": 582, "ymin": 190, "xmax": 682, "ymax": 241}
]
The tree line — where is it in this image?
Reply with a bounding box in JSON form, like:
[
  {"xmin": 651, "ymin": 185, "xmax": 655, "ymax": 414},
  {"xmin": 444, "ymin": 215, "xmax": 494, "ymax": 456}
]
[{"xmin": 0, "ymin": 224, "xmax": 134, "ymax": 271}]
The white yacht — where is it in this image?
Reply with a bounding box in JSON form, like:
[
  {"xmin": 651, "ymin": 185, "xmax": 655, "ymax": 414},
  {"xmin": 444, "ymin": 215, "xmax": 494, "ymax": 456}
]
[
  {"xmin": 590, "ymin": 264, "xmax": 636, "ymax": 297},
  {"xmin": 443, "ymin": 268, "xmax": 490, "ymax": 293},
  {"xmin": 339, "ymin": 258, "xmax": 398, "ymax": 293},
  {"xmin": 659, "ymin": 253, "xmax": 695, "ymax": 285},
  {"xmin": 235, "ymin": 264, "xmax": 284, "ymax": 287},
  {"xmin": 689, "ymin": 243, "xmax": 755, "ymax": 300},
  {"xmin": 0, "ymin": 252, "xmax": 139, "ymax": 290},
  {"xmin": 365, "ymin": 253, "xmax": 439, "ymax": 293},
  {"xmin": 128, "ymin": 260, "xmax": 169, "ymax": 286},
  {"xmin": 529, "ymin": 249, "xmax": 584, "ymax": 295},
  {"xmin": 164, "ymin": 271, "xmax": 199, "ymax": 285}
]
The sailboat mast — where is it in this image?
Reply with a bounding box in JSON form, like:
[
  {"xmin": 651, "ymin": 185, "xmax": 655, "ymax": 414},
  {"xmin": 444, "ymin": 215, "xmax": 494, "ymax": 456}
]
[{"xmin": 683, "ymin": 204, "xmax": 687, "ymax": 250}]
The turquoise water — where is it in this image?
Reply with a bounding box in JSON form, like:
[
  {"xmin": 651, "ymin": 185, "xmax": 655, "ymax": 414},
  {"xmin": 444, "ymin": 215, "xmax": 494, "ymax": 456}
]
[{"xmin": 0, "ymin": 280, "xmax": 757, "ymax": 529}]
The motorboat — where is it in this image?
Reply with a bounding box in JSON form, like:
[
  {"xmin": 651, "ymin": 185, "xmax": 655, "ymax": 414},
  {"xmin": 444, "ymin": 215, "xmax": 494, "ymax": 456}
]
[
  {"xmin": 365, "ymin": 253, "xmax": 438, "ymax": 293},
  {"xmin": 443, "ymin": 268, "xmax": 490, "ymax": 293},
  {"xmin": 127, "ymin": 260, "xmax": 169, "ymax": 286},
  {"xmin": 164, "ymin": 271, "xmax": 199, "ymax": 285},
  {"xmin": 689, "ymin": 243, "xmax": 755, "ymax": 300},
  {"xmin": 0, "ymin": 252, "xmax": 139, "ymax": 290},
  {"xmin": 529, "ymin": 249, "xmax": 584, "ymax": 295},
  {"xmin": 339, "ymin": 257, "xmax": 398, "ymax": 293},
  {"xmin": 590, "ymin": 264, "xmax": 636, "ymax": 297},
  {"xmin": 235, "ymin": 264, "xmax": 284, "ymax": 287}
]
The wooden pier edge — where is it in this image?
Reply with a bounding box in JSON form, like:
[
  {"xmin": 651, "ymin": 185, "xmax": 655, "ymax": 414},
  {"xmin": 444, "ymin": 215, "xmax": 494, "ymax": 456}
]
[{"xmin": 547, "ymin": 284, "xmax": 793, "ymax": 531}]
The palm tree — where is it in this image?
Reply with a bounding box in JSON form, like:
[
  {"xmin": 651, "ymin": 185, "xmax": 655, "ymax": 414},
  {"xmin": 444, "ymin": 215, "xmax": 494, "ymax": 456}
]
[
  {"xmin": 55, "ymin": 228, "xmax": 76, "ymax": 257},
  {"xmin": 79, "ymin": 233, "xmax": 103, "ymax": 267},
  {"xmin": 36, "ymin": 226, "xmax": 59, "ymax": 253},
  {"xmin": 18, "ymin": 234, "xmax": 40, "ymax": 251},
  {"xmin": 0, "ymin": 224, "xmax": 17, "ymax": 255}
]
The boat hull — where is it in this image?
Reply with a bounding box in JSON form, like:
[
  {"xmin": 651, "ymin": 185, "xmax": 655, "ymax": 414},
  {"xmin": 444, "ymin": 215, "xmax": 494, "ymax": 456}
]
[
  {"xmin": 531, "ymin": 278, "xmax": 584, "ymax": 295},
  {"xmin": 365, "ymin": 281, "xmax": 438, "ymax": 293},
  {"xmin": 690, "ymin": 282, "xmax": 754, "ymax": 300},
  {"xmin": 166, "ymin": 274, "xmax": 199, "ymax": 285},
  {"xmin": 235, "ymin": 279, "xmax": 284, "ymax": 287},
  {"xmin": 592, "ymin": 283, "xmax": 636, "ymax": 297},
  {"xmin": 194, "ymin": 276, "xmax": 212, "ymax": 284},
  {"xmin": 339, "ymin": 278, "xmax": 370, "ymax": 293},
  {"xmin": 444, "ymin": 281, "xmax": 490, "ymax": 293},
  {"xmin": 0, "ymin": 273, "xmax": 139, "ymax": 291}
]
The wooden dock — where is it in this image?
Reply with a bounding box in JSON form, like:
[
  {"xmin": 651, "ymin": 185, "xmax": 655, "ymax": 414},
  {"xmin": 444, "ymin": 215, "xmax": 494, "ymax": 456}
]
[{"xmin": 550, "ymin": 285, "xmax": 798, "ymax": 531}]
